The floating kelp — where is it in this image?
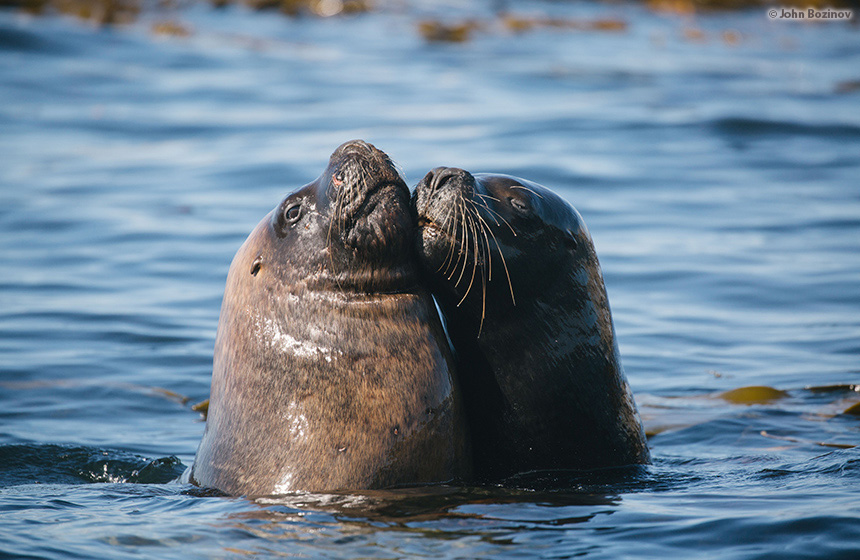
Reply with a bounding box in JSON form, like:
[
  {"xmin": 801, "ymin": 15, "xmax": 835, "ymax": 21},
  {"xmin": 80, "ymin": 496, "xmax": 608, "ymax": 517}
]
[
  {"xmin": 227, "ymin": 0, "xmax": 370, "ymax": 17},
  {"xmin": 720, "ymin": 385, "xmax": 789, "ymax": 404},
  {"xmin": 501, "ymin": 13, "xmax": 628, "ymax": 34},
  {"xmin": 152, "ymin": 19, "xmax": 192, "ymax": 36},
  {"xmin": 191, "ymin": 398, "xmax": 209, "ymax": 420},
  {"xmin": 14, "ymin": 0, "xmax": 141, "ymax": 25},
  {"xmin": 417, "ymin": 13, "xmax": 629, "ymax": 44},
  {"xmin": 416, "ymin": 19, "xmax": 481, "ymax": 43},
  {"xmin": 842, "ymin": 402, "xmax": 860, "ymax": 416}
]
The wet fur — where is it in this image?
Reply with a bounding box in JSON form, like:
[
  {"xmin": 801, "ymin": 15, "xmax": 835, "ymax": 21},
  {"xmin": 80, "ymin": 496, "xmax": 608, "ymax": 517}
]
[
  {"xmin": 191, "ymin": 142, "xmax": 470, "ymax": 496},
  {"xmin": 413, "ymin": 168, "xmax": 650, "ymax": 481}
]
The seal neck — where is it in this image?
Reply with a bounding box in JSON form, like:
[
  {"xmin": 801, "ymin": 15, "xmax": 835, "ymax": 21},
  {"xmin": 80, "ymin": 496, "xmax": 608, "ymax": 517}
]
[{"xmin": 309, "ymin": 261, "xmax": 420, "ymax": 296}]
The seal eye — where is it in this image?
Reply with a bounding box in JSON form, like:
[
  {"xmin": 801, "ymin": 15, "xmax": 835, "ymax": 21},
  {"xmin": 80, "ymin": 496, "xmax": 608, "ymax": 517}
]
[
  {"xmin": 250, "ymin": 256, "xmax": 263, "ymax": 276},
  {"xmin": 509, "ymin": 197, "xmax": 530, "ymax": 215},
  {"xmin": 333, "ymin": 172, "xmax": 344, "ymax": 187},
  {"xmin": 285, "ymin": 204, "xmax": 301, "ymax": 224}
]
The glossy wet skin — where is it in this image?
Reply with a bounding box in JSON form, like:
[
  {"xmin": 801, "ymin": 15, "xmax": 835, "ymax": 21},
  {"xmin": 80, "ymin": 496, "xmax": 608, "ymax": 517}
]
[
  {"xmin": 414, "ymin": 167, "xmax": 584, "ymax": 324},
  {"xmin": 191, "ymin": 142, "xmax": 468, "ymax": 496},
  {"xmin": 414, "ymin": 168, "xmax": 650, "ymax": 480},
  {"xmin": 265, "ymin": 140, "xmax": 414, "ymax": 293}
]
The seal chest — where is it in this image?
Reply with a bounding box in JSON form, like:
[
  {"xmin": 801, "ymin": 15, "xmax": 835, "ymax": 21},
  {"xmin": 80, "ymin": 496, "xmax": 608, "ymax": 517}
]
[
  {"xmin": 413, "ymin": 167, "xmax": 650, "ymax": 481},
  {"xmin": 190, "ymin": 141, "xmax": 469, "ymax": 496}
]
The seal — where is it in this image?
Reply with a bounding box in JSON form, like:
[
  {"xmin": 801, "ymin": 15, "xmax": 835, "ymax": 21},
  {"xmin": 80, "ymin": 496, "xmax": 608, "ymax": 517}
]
[
  {"xmin": 412, "ymin": 167, "xmax": 649, "ymax": 481},
  {"xmin": 190, "ymin": 141, "xmax": 469, "ymax": 496}
]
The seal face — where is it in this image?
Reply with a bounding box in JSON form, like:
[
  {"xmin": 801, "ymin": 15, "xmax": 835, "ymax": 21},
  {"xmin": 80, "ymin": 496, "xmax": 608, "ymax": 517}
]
[
  {"xmin": 190, "ymin": 141, "xmax": 469, "ymax": 496},
  {"xmin": 413, "ymin": 167, "xmax": 650, "ymax": 481}
]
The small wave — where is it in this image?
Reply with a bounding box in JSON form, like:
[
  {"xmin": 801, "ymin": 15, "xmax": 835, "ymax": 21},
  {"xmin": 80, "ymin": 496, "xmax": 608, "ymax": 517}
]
[{"xmin": 0, "ymin": 443, "xmax": 186, "ymax": 488}]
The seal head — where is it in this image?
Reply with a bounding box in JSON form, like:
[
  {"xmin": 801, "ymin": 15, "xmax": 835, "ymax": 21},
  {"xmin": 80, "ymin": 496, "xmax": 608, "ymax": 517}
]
[
  {"xmin": 268, "ymin": 139, "xmax": 414, "ymax": 292},
  {"xmin": 413, "ymin": 167, "xmax": 650, "ymax": 480}
]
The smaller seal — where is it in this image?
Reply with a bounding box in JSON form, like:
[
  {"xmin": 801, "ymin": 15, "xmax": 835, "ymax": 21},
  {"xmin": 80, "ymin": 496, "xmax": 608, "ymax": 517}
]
[
  {"xmin": 413, "ymin": 168, "xmax": 650, "ymax": 481},
  {"xmin": 190, "ymin": 142, "xmax": 469, "ymax": 496}
]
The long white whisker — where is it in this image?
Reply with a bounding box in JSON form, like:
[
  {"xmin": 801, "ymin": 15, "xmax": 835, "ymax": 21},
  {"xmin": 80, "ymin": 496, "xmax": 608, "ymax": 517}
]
[{"xmin": 510, "ymin": 184, "xmax": 544, "ymax": 198}]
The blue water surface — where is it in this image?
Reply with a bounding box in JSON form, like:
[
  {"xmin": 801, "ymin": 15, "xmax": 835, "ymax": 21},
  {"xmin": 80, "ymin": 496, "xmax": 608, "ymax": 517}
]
[{"xmin": 1, "ymin": 1, "xmax": 859, "ymax": 558}]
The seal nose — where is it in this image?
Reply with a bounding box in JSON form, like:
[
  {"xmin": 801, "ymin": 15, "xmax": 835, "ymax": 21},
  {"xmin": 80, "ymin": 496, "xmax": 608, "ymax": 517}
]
[
  {"xmin": 424, "ymin": 167, "xmax": 474, "ymax": 195},
  {"xmin": 338, "ymin": 139, "xmax": 374, "ymax": 157}
]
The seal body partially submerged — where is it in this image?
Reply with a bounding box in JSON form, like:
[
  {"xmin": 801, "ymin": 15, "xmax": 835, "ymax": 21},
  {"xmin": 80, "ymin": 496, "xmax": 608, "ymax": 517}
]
[
  {"xmin": 191, "ymin": 142, "xmax": 469, "ymax": 496},
  {"xmin": 413, "ymin": 168, "xmax": 649, "ymax": 481}
]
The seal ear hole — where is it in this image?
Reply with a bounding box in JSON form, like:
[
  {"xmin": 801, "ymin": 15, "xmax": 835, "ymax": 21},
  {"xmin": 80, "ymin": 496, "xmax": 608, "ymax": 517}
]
[{"xmin": 250, "ymin": 256, "xmax": 263, "ymax": 277}]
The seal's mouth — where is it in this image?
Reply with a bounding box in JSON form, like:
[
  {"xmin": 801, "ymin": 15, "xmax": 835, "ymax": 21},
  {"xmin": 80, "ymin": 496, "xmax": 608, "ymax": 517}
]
[{"xmin": 416, "ymin": 215, "xmax": 446, "ymax": 239}]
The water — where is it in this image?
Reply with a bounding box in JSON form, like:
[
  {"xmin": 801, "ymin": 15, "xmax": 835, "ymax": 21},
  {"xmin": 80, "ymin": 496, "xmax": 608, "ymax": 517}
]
[{"xmin": 1, "ymin": 1, "xmax": 859, "ymax": 558}]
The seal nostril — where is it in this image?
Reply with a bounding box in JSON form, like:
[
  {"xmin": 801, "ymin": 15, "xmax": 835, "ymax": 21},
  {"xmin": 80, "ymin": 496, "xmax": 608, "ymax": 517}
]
[
  {"xmin": 250, "ymin": 256, "xmax": 263, "ymax": 276},
  {"xmin": 422, "ymin": 170, "xmax": 436, "ymax": 189},
  {"xmin": 428, "ymin": 167, "xmax": 473, "ymax": 193}
]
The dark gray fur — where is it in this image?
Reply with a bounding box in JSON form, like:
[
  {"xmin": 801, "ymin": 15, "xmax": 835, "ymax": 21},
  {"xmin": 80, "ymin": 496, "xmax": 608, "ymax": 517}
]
[{"xmin": 413, "ymin": 168, "xmax": 649, "ymax": 481}]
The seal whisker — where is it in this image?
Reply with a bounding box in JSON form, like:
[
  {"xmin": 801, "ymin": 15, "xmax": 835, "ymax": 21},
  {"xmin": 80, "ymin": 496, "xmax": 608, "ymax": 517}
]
[
  {"xmin": 438, "ymin": 196, "xmax": 461, "ymax": 276},
  {"xmin": 455, "ymin": 211, "xmax": 481, "ymax": 308},
  {"xmin": 510, "ymin": 184, "xmax": 544, "ymax": 198},
  {"xmin": 459, "ymin": 202, "xmax": 493, "ymax": 336},
  {"xmin": 475, "ymin": 203, "xmax": 516, "ymax": 307},
  {"xmin": 464, "ymin": 200, "xmax": 500, "ymax": 288},
  {"xmin": 475, "ymin": 193, "xmax": 501, "ymax": 203},
  {"xmin": 474, "ymin": 193, "xmax": 502, "ymax": 227},
  {"xmin": 450, "ymin": 199, "xmax": 472, "ymax": 286},
  {"xmin": 447, "ymin": 198, "xmax": 469, "ymax": 281},
  {"xmin": 476, "ymin": 193, "xmax": 517, "ymax": 237},
  {"xmin": 432, "ymin": 192, "xmax": 457, "ymax": 274},
  {"xmin": 473, "ymin": 207, "xmax": 494, "ymax": 283}
]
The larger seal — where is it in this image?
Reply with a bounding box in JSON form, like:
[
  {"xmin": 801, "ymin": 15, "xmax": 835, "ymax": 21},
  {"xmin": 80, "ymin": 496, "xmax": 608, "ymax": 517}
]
[
  {"xmin": 190, "ymin": 141, "xmax": 469, "ymax": 496},
  {"xmin": 413, "ymin": 168, "xmax": 649, "ymax": 481}
]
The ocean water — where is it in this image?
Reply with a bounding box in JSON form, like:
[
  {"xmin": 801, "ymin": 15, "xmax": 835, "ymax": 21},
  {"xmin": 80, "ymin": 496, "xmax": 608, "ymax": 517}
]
[{"xmin": 1, "ymin": 1, "xmax": 859, "ymax": 558}]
